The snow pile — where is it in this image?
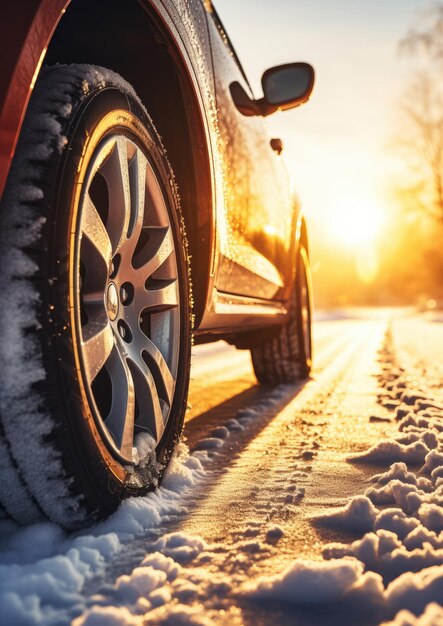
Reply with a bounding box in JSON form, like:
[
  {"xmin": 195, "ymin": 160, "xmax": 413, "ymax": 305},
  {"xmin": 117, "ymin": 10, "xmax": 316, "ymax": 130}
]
[
  {"xmin": 348, "ymin": 440, "xmax": 430, "ymax": 465},
  {"xmin": 72, "ymin": 548, "xmax": 213, "ymax": 626},
  {"xmin": 242, "ymin": 343, "xmax": 443, "ymax": 623},
  {"xmin": 4, "ymin": 328, "xmax": 443, "ymax": 624},
  {"xmin": 0, "ymin": 382, "xmax": 290, "ymax": 626},
  {"xmin": 315, "ymin": 495, "xmax": 379, "ymax": 532},
  {"xmin": 0, "ymin": 443, "xmax": 209, "ymax": 626},
  {"xmin": 381, "ymin": 602, "xmax": 443, "ymax": 625},
  {"xmin": 243, "ymin": 558, "xmax": 382, "ymax": 606},
  {"xmin": 153, "ymin": 532, "xmax": 207, "ymax": 563}
]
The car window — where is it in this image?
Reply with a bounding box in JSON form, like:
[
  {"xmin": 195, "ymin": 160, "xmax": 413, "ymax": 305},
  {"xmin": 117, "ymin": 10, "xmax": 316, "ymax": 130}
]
[{"xmin": 204, "ymin": 0, "xmax": 253, "ymax": 91}]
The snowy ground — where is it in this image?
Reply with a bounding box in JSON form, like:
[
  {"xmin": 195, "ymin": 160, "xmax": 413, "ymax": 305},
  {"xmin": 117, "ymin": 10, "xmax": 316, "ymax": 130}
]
[{"xmin": 1, "ymin": 308, "xmax": 443, "ymax": 625}]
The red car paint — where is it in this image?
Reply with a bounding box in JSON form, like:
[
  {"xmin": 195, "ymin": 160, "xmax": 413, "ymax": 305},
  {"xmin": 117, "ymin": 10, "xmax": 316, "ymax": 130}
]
[{"xmin": 0, "ymin": 0, "xmax": 69, "ymax": 198}]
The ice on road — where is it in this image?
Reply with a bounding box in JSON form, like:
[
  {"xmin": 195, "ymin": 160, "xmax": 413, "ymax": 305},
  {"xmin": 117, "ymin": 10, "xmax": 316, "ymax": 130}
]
[{"xmin": 2, "ymin": 309, "xmax": 443, "ymax": 625}]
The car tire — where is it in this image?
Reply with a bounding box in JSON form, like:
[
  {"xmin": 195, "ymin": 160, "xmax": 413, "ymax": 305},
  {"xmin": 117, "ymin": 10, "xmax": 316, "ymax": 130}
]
[
  {"xmin": 0, "ymin": 65, "xmax": 191, "ymax": 528},
  {"xmin": 250, "ymin": 246, "xmax": 312, "ymax": 384}
]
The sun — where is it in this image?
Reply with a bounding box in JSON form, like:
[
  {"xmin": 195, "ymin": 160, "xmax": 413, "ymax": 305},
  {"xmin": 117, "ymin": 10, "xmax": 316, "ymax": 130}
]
[
  {"xmin": 327, "ymin": 197, "xmax": 385, "ymax": 249},
  {"xmin": 319, "ymin": 196, "xmax": 386, "ymax": 283}
]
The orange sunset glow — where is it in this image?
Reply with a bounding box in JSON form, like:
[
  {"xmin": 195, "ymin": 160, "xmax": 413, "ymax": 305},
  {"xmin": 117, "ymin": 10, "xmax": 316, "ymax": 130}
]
[
  {"xmin": 218, "ymin": 0, "xmax": 443, "ymax": 306},
  {"xmin": 4, "ymin": 2, "xmax": 443, "ymax": 624}
]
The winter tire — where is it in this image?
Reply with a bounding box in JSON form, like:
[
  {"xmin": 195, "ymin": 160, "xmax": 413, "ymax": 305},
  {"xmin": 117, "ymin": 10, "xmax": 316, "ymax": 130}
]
[
  {"xmin": 0, "ymin": 65, "xmax": 191, "ymax": 528},
  {"xmin": 251, "ymin": 245, "xmax": 312, "ymax": 384}
]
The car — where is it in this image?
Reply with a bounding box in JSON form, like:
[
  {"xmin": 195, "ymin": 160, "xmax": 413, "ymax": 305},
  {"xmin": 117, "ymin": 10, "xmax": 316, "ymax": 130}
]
[{"xmin": 0, "ymin": 0, "xmax": 314, "ymax": 528}]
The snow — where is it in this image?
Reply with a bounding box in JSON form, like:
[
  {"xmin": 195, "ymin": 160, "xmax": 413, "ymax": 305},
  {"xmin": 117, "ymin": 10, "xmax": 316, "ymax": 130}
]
[
  {"xmin": 209, "ymin": 426, "xmax": 230, "ymax": 440},
  {"xmin": 73, "ymin": 606, "xmax": 143, "ymax": 626},
  {"xmin": 314, "ymin": 495, "xmax": 379, "ymax": 532},
  {"xmin": 381, "ymin": 603, "xmax": 443, "ymax": 625},
  {"xmin": 2, "ymin": 311, "xmax": 443, "ymax": 624},
  {"xmin": 229, "ymin": 326, "xmax": 443, "ymax": 622},
  {"xmin": 194, "ymin": 437, "xmax": 224, "ymax": 451},
  {"xmin": 153, "ymin": 533, "xmax": 207, "ymax": 563},
  {"xmin": 421, "ymin": 450, "xmax": 443, "ymax": 475},
  {"xmin": 348, "ymin": 440, "xmax": 430, "ymax": 465},
  {"xmin": 418, "ymin": 504, "xmax": 443, "ymax": 532},
  {"xmin": 243, "ymin": 558, "xmax": 373, "ymax": 605},
  {"xmin": 386, "ymin": 566, "xmax": 443, "ymax": 616},
  {"xmin": 0, "ymin": 442, "xmax": 209, "ymax": 625},
  {"xmin": 0, "ymin": 381, "xmax": 290, "ymax": 625},
  {"xmin": 248, "ymin": 337, "xmax": 443, "ymax": 621},
  {"xmin": 265, "ymin": 525, "xmax": 285, "ymax": 541}
]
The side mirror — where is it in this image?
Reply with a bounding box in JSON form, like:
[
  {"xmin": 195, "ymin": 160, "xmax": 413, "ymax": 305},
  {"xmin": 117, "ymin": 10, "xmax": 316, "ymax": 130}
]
[
  {"xmin": 259, "ymin": 63, "xmax": 315, "ymax": 116},
  {"xmin": 230, "ymin": 62, "xmax": 315, "ymax": 118}
]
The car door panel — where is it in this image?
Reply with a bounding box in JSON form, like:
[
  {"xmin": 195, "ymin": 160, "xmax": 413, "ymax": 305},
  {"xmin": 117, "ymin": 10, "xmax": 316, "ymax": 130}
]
[{"xmin": 205, "ymin": 3, "xmax": 295, "ymax": 301}]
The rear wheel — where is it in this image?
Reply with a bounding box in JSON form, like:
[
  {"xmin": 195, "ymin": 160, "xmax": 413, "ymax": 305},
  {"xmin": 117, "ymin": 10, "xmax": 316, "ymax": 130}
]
[
  {"xmin": 0, "ymin": 65, "xmax": 191, "ymax": 528},
  {"xmin": 251, "ymin": 246, "xmax": 312, "ymax": 384}
]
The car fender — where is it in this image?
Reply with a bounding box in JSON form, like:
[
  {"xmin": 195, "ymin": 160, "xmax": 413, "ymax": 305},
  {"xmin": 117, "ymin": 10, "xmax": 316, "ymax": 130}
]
[
  {"xmin": 0, "ymin": 0, "xmax": 220, "ymax": 328},
  {"xmin": 0, "ymin": 0, "xmax": 70, "ymax": 199}
]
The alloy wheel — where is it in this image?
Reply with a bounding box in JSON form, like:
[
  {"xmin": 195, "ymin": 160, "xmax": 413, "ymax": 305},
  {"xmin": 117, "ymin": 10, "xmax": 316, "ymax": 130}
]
[{"xmin": 76, "ymin": 135, "xmax": 180, "ymax": 464}]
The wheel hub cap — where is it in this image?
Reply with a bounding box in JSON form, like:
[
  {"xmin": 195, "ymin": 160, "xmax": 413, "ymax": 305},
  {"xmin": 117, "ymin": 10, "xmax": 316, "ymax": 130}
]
[{"xmin": 106, "ymin": 283, "xmax": 119, "ymax": 321}]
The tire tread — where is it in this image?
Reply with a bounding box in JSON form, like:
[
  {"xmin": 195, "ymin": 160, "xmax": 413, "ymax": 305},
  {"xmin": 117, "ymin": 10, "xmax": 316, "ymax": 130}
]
[{"xmin": 250, "ymin": 248, "xmax": 312, "ymax": 385}]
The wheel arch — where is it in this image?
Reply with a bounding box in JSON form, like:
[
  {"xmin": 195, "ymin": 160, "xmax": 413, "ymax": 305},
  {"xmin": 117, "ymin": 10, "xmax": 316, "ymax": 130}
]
[{"xmin": 3, "ymin": 0, "xmax": 214, "ymax": 328}]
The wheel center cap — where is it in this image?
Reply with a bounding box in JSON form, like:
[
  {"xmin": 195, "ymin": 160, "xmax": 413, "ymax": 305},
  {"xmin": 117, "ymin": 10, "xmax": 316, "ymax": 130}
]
[{"xmin": 106, "ymin": 283, "xmax": 119, "ymax": 321}]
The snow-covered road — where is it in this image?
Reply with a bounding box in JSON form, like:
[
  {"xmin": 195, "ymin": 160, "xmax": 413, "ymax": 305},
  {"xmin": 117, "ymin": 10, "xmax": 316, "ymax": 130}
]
[{"xmin": 2, "ymin": 309, "xmax": 443, "ymax": 626}]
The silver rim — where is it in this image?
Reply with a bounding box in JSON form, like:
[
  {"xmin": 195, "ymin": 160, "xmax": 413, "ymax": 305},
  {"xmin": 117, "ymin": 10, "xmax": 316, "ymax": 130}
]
[{"xmin": 75, "ymin": 135, "xmax": 180, "ymax": 464}]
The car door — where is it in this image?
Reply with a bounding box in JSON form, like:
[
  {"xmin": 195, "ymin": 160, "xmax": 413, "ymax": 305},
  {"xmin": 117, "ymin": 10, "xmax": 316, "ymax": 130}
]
[{"xmin": 205, "ymin": 1, "xmax": 295, "ymax": 301}]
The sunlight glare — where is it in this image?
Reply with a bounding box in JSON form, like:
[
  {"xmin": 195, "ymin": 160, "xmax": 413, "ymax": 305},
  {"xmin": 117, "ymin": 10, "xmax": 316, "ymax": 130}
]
[
  {"xmin": 328, "ymin": 198, "xmax": 385, "ymax": 249},
  {"xmin": 356, "ymin": 246, "xmax": 379, "ymax": 284}
]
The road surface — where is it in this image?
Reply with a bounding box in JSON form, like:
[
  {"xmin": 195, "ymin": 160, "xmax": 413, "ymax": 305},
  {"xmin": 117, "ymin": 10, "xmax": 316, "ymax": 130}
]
[{"xmin": 4, "ymin": 308, "xmax": 443, "ymax": 626}]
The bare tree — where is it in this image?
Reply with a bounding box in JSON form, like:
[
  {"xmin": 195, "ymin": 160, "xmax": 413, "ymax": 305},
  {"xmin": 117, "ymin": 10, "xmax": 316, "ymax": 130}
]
[
  {"xmin": 397, "ymin": 5, "xmax": 443, "ymax": 224},
  {"xmin": 397, "ymin": 73, "xmax": 443, "ymax": 222},
  {"xmin": 401, "ymin": 5, "xmax": 443, "ymax": 61}
]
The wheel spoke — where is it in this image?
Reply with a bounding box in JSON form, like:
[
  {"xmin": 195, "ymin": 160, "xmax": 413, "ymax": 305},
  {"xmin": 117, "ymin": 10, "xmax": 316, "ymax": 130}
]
[
  {"xmin": 81, "ymin": 195, "xmax": 112, "ymax": 265},
  {"xmin": 139, "ymin": 333, "xmax": 175, "ymax": 406},
  {"xmin": 132, "ymin": 226, "xmax": 175, "ymax": 279},
  {"xmin": 81, "ymin": 316, "xmax": 114, "ymax": 383},
  {"xmin": 80, "ymin": 242, "xmax": 108, "ymax": 306},
  {"xmin": 128, "ymin": 357, "xmax": 165, "ymax": 441},
  {"xmin": 105, "ymin": 349, "xmax": 135, "ymax": 459},
  {"xmin": 143, "ymin": 279, "xmax": 178, "ymax": 312},
  {"xmin": 99, "ymin": 137, "xmax": 131, "ymax": 255}
]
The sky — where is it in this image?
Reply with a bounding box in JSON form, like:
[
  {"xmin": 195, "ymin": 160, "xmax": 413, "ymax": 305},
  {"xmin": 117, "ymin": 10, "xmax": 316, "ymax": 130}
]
[{"xmin": 214, "ymin": 0, "xmax": 433, "ymax": 252}]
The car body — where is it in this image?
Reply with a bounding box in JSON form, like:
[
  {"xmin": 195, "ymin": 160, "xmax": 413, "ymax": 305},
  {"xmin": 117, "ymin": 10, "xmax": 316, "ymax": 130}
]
[
  {"xmin": 0, "ymin": 0, "xmax": 311, "ymax": 342},
  {"xmin": 0, "ymin": 0, "xmax": 314, "ymax": 526}
]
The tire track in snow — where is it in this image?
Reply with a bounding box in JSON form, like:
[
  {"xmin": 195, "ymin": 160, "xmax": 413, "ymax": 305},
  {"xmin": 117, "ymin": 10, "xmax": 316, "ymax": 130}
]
[
  {"xmin": 47, "ymin": 315, "xmax": 396, "ymax": 626},
  {"xmin": 97, "ymin": 321, "xmax": 387, "ymax": 600},
  {"xmin": 185, "ymin": 318, "xmax": 377, "ymax": 443},
  {"xmin": 178, "ymin": 319, "xmax": 394, "ymax": 584}
]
